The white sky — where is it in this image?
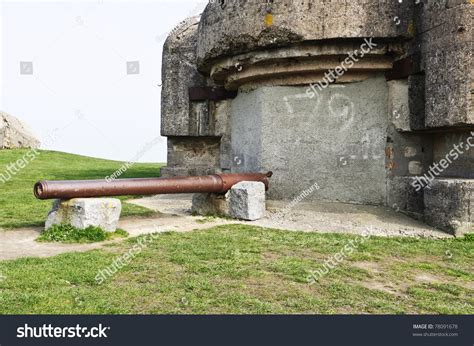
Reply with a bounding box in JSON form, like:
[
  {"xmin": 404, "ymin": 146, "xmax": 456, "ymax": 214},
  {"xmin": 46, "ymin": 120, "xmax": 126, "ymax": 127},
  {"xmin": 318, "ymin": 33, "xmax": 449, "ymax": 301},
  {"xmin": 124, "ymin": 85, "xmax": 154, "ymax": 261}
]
[{"xmin": 0, "ymin": 0, "xmax": 207, "ymax": 163}]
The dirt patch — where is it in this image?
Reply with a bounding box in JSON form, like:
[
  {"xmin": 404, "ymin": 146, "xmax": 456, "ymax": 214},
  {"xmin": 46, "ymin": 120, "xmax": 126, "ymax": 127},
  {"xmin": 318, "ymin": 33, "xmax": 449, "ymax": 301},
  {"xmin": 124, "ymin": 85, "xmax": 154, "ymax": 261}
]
[
  {"xmin": 414, "ymin": 273, "xmax": 444, "ymax": 285},
  {"xmin": 262, "ymin": 252, "xmax": 281, "ymax": 262},
  {"xmin": 350, "ymin": 261, "xmax": 383, "ymax": 274},
  {"xmin": 348, "ymin": 265, "xmax": 473, "ymax": 298},
  {"xmin": 0, "ymin": 195, "xmax": 454, "ymax": 262},
  {"xmin": 413, "ymin": 271, "xmax": 474, "ymax": 290},
  {"xmin": 358, "ymin": 281, "xmax": 401, "ymax": 296},
  {"xmin": 0, "ymin": 214, "xmax": 238, "ymax": 261}
]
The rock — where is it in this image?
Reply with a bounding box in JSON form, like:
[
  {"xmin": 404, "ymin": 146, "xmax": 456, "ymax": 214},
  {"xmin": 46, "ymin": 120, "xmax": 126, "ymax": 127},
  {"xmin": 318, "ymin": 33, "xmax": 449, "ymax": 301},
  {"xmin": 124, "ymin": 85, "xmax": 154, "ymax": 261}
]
[
  {"xmin": 45, "ymin": 198, "xmax": 122, "ymax": 232},
  {"xmin": 228, "ymin": 181, "xmax": 266, "ymax": 221},
  {"xmin": 0, "ymin": 111, "xmax": 40, "ymax": 149},
  {"xmin": 192, "ymin": 193, "xmax": 229, "ymax": 216}
]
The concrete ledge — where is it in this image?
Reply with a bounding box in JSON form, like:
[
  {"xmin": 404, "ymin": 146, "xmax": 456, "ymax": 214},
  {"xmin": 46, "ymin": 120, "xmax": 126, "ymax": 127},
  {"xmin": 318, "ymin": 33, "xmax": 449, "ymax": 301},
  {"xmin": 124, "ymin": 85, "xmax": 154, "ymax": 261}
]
[
  {"xmin": 45, "ymin": 198, "xmax": 122, "ymax": 232},
  {"xmin": 424, "ymin": 179, "xmax": 473, "ymax": 236},
  {"xmin": 197, "ymin": 1, "xmax": 413, "ymax": 67}
]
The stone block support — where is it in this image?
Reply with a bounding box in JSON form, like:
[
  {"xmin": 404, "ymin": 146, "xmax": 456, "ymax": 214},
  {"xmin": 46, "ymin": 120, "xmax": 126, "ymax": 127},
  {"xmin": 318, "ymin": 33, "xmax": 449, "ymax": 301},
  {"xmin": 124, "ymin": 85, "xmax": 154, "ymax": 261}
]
[
  {"xmin": 45, "ymin": 198, "xmax": 122, "ymax": 232},
  {"xmin": 191, "ymin": 193, "xmax": 229, "ymax": 216},
  {"xmin": 228, "ymin": 181, "xmax": 266, "ymax": 221}
]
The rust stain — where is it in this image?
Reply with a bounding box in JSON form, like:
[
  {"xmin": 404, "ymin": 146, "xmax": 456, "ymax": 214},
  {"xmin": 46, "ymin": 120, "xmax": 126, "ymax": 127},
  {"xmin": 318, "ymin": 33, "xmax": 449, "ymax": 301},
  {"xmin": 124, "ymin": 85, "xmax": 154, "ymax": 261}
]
[
  {"xmin": 264, "ymin": 13, "xmax": 273, "ymax": 27},
  {"xmin": 385, "ymin": 146, "xmax": 395, "ymax": 170},
  {"xmin": 407, "ymin": 22, "xmax": 414, "ymax": 36}
]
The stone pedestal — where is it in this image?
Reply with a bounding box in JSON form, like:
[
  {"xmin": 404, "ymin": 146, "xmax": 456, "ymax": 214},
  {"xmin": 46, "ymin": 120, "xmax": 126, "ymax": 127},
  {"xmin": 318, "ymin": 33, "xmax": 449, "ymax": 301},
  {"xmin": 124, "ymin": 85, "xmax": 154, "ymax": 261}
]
[
  {"xmin": 45, "ymin": 198, "xmax": 122, "ymax": 232},
  {"xmin": 191, "ymin": 193, "xmax": 229, "ymax": 216},
  {"xmin": 228, "ymin": 181, "xmax": 266, "ymax": 221}
]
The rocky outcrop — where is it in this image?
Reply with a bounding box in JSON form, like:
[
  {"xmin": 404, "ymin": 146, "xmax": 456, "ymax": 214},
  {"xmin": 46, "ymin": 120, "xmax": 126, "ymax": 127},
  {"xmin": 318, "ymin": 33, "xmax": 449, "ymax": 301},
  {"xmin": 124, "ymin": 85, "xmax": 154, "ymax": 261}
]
[{"xmin": 0, "ymin": 111, "xmax": 40, "ymax": 149}]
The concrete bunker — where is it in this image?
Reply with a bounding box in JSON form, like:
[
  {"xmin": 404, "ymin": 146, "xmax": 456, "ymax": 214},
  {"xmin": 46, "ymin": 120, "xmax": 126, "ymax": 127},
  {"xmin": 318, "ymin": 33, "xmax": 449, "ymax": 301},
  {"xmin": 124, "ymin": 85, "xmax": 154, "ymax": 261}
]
[{"xmin": 160, "ymin": 0, "xmax": 473, "ymax": 236}]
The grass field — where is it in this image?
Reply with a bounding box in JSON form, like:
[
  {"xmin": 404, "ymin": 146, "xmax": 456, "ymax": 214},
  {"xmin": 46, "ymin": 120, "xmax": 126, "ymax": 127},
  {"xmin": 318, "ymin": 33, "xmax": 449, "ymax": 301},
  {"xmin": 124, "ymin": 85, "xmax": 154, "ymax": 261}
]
[
  {"xmin": 0, "ymin": 149, "xmax": 163, "ymax": 229},
  {"xmin": 0, "ymin": 225, "xmax": 472, "ymax": 314},
  {"xmin": 0, "ymin": 149, "xmax": 472, "ymax": 314}
]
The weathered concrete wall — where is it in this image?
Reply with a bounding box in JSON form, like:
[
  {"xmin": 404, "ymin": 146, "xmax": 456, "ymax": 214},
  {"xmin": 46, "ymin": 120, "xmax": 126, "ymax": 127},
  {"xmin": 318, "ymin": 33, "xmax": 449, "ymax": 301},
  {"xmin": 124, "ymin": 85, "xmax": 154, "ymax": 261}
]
[
  {"xmin": 419, "ymin": 0, "xmax": 473, "ymax": 128},
  {"xmin": 214, "ymin": 99, "xmax": 233, "ymax": 171},
  {"xmin": 230, "ymin": 88, "xmax": 263, "ymax": 173},
  {"xmin": 388, "ymin": 80, "xmax": 410, "ymax": 132},
  {"xmin": 159, "ymin": 1, "xmax": 473, "ymax": 235},
  {"xmin": 197, "ymin": 0, "xmax": 413, "ymax": 69},
  {"xmin": 160, "ymin": 17, "xmax": 234, "ymax": 177},
  {"xmin": 432, "ymin": 132, "xmax": 474, "ymax": 179},
  {"xmin": 161, "ymin": 16, "xmax": 205, "ymax": 137},
  {"xmin": 160, "ymin": 137, "xmax": 221, "ymax": 177},
  {"xmin": 424, "ymin": 179, "xmax": 473, "ymax": 236},
  {"xmin": 385, "ymin": 129, "xmax": 433, "ymax": 219},
  {"xmin": 387, "ymin": 176, "xmax": 425, "ymax": 221},
  {"xmin": 232, "ymin": 75, "xmax": 389, "ymax": 204}
]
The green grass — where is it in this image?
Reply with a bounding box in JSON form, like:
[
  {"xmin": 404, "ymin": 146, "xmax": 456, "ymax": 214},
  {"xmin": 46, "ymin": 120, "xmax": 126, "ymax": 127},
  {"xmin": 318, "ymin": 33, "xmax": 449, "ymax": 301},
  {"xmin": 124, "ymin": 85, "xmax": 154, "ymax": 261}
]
[
  {"xmin": 0, "ymin": 225, "xmax": 472, "ymax": 314},
  {"xmin": 0, "ymin": 149, "xmax": 472, "ymax": 314},
  {"xmin": 0, "ymin": 149, "xmax": 163, "ymax": 229},
  {"xmin": 37, "ymin": 224, "xmax": 128, "ymax": 243}
]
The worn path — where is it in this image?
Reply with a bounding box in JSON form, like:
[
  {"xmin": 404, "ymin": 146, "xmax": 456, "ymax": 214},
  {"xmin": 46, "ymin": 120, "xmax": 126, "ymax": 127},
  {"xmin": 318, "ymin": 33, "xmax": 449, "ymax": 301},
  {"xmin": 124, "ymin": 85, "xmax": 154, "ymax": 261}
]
[{"xmin": 0, "ymin": 195, "xmax": 450, "ymax": 261}]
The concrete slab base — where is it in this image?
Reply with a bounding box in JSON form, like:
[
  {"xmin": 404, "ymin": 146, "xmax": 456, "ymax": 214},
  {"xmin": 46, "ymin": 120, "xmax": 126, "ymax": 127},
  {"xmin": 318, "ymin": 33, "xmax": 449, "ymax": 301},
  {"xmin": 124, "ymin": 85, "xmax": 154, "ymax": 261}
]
[{"xmin": 130, "ymin": 195, "xmax": 450, "ymax": 239}]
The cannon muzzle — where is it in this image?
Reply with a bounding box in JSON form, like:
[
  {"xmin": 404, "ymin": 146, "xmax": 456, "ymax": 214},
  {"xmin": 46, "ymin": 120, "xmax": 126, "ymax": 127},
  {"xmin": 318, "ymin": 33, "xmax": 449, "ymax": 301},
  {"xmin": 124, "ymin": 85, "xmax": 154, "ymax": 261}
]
[{"xmin": 34, "ymin": 172, "xmax": 273, "ymax": 200}]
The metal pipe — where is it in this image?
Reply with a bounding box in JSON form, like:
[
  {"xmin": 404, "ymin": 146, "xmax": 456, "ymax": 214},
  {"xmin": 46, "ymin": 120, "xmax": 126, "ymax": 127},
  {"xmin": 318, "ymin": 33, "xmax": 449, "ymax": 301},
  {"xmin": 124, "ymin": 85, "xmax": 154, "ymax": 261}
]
[{"xmin": 34, "ymin": 172, "xmax": 273, "ymax": 200}]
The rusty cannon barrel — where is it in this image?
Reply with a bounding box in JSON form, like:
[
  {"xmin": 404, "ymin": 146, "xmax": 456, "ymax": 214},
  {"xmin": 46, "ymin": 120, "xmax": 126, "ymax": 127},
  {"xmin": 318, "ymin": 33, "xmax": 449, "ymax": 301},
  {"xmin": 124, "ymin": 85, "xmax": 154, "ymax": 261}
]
[{"xmin": 34, "ymin": 172, "xmax": 273, "ymax": 200}]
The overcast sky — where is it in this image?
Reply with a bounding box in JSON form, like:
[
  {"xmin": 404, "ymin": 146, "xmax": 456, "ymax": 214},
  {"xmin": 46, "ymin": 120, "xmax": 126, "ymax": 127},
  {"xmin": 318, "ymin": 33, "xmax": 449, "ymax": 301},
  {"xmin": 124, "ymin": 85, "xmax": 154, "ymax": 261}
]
[{"xmin": 0, "ymin": 0, "xmax": 207, "ymax": 163}]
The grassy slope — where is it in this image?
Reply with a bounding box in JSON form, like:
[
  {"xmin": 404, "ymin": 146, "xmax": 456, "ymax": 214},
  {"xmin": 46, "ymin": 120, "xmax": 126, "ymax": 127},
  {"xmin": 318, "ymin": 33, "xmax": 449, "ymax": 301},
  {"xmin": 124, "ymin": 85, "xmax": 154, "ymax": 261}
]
[
  {"xmin": 0, "ymin": 149, "xmax": 163, "ymax": 229},
  {"xmin": 0, "ymin": 225, "xmax": 472, "ymax": 314}
]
